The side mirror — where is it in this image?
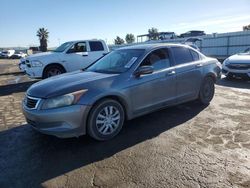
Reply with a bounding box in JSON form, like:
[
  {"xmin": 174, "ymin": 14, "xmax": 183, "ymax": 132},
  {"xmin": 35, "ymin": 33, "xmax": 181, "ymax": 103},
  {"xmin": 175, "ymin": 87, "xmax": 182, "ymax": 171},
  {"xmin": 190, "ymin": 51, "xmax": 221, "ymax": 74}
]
[{"xmin": 134, "ymin": 66, "xmax": 154, "ymax": 77}]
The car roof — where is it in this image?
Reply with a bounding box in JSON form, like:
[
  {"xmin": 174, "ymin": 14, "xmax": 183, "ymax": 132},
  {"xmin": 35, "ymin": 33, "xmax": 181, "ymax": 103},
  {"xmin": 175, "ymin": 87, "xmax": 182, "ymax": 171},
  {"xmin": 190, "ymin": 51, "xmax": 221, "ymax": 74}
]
[
  {"xmin": 118, "ymin": 43, "xmax": 191, "ymax": 52},
  {"xmin": 67, "ymin": 39, "xmax": 104, "ymax": 43}
]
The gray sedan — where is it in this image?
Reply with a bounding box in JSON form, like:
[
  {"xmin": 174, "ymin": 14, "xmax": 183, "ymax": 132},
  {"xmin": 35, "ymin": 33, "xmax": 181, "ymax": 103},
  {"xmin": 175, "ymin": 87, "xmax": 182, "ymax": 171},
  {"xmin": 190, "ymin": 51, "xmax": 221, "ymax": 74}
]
[{"xmin": 22, "ymin": 44, "xmax": 221, "ymax": 140}]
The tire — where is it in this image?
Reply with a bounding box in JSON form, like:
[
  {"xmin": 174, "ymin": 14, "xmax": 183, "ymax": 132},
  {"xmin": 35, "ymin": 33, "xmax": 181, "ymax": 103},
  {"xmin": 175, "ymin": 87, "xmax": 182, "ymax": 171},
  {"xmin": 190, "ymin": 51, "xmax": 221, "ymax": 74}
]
[
  {"xmin": 43, "ymin": 65, "xmax": 65, "ymax": 79},
  {"xmin": 198, "ymin": 77, "xmax": 215, "ymax": 105},
  {"xmin": 87, "ymin": 99, "xmax": 125, "ymax": 141}
]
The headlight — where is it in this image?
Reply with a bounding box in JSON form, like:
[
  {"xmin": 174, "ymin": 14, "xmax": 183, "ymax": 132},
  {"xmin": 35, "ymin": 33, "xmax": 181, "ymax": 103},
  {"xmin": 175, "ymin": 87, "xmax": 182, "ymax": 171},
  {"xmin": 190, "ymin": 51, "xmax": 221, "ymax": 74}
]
[
  {"xmin": 41, "ymin": 89, "xmax": 88, "ymax": 109},
  {"xmin": 31, "ymin": 60, "xmax": 43, "ymax": 67}
]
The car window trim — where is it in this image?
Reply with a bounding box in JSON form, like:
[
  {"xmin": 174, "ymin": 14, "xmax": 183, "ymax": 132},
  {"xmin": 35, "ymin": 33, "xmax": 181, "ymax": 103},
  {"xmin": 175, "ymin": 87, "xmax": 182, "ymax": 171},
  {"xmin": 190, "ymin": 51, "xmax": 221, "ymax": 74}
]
[
  {"xmin": 66, "ymin": 41, "xmax": 87, "ymax": 53},
  {"xmin": 169, "ymin": 46, "xmax": 195, "ymax": 66},
  {"xmin": 132, "ymin": 47, "xmax": 174, "ymax": 75}
]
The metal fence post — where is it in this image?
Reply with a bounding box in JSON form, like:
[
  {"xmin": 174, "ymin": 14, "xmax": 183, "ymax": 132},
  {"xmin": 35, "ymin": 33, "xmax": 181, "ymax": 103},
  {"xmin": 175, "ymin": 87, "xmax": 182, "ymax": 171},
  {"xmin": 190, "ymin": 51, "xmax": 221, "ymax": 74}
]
[{"xmin": 226, "ymin": 36, "xmax": 230, "ymax": 56}]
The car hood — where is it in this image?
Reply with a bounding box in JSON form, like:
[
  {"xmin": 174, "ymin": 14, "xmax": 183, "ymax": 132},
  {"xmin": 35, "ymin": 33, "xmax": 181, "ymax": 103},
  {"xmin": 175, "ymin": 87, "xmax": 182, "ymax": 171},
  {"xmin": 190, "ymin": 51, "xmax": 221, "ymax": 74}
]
[
  {"xmin": 27, "ymin": 71, "xmax": 118, "ymax": 98},
  {"xmin": 27, "ymin": 52, "xmax": 60, "ymax": 61},
  {"xmin": 228, "ymin": 54, "xmax": 250, "ymax": 64}
]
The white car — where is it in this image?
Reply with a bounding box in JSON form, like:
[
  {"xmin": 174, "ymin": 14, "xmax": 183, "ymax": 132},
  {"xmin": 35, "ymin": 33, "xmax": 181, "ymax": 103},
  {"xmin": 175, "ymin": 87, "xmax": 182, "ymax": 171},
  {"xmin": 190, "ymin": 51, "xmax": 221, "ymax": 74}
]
[
  {"xmin": 222, "ymin": 48, "xmax": 250, "ymax": 80},
  {"xmin": 0, "ymin": 50, "xmax": 15, "ymax": 58},
  {"xmin": 22, "ymin": 40, "xmax": 109, "ymax": 78},
  {"xmin": 11, "ymin": 52, "xmax": 27, "ymax": 59}
]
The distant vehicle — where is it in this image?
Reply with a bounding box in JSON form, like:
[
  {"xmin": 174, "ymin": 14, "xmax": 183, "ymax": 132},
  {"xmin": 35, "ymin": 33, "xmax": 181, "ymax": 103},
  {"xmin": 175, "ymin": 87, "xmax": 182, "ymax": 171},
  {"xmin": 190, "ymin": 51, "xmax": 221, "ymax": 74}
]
[
  {"xmin": 180, "ymin": 30, "xmax": 206, "ymax": 38},
  {"xmin": 183, "ymin": 37, "xmax": 203, "ymax": 51},
  {"xmin": 11, "ymin": 52, "xmax": 27, "ymax": 59},
  {"xmin": 222, "ymin": 48, "xmax": 250, "ymax": 80},
  {"xmin": 22, "ymin": 43, "xmax": 221, "ymax": 140},
  {"xmin": 0, "ymin": 50, "xmax": 15, "ymax": 58},
  {"xmin": 22, "ymin": 40, "xmax": 109, "ymax": 79}
]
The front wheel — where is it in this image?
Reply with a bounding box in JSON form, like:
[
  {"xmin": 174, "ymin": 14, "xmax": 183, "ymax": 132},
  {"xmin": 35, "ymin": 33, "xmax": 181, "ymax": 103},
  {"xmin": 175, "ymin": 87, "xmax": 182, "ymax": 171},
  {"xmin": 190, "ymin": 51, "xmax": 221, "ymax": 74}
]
[
  {"xmin": 43, "ymin": 65, "xmax": 65, "ymax": 79},
  {"xmin": 87, "ymin": 99, "xmax": 125, "ymax": 141},
  {"xmin": 198, "ymin": 77, "xmax": 215, "ymax": 105}
]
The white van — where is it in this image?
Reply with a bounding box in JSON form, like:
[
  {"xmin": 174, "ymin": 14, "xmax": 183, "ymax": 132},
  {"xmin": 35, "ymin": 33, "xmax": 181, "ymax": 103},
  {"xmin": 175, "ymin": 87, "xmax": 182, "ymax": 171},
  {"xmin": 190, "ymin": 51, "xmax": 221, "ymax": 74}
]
[
  {"xmin": 22, "ymin": 40, "xmax": 109, "ymax": 78},
  {"xmin": 0, "ymin": 50, "xmax": 15, "ymax": 58}
]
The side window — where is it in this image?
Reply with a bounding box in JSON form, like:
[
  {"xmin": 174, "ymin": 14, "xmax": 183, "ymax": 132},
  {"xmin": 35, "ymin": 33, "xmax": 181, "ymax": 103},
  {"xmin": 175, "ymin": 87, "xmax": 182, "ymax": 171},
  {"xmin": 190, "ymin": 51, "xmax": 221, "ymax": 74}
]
[
  {"xmin": 68, "ymin": 42, "xmax": 86, "ymax": 53},
  {"xmin": 89, "ymin": 41, "xmax": 104, "ymax": 51},
  {"xmin": 140, "ymin": 48, "xmax": 170, "ymax": 71},
  {"xmin": 190, "ymin": 49, "xmax": 200, "ymax": 61},
  {"xmin": 171, "ymin": 47, "xmax": 193, "ymax": 65}
]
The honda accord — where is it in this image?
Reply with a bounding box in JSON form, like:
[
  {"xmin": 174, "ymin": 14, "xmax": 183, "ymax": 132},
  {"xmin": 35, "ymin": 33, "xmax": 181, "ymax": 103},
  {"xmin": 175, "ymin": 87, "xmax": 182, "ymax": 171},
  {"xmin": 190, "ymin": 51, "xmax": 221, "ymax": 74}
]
[{"xmin": 22, "ymin": 44, "xmax": 221, "ymax": 140}]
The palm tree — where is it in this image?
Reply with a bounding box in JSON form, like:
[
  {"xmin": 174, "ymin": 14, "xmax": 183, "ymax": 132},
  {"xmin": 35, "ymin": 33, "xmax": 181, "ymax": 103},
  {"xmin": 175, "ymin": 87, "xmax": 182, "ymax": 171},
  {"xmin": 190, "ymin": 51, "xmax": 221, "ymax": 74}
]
[
  {"xmin": 125, "ymin": 34, "xmax": 135, "ymax": 44},
  {"xmin": 37, "ymin": 28, "xmax": 49, "ymax": 52}
]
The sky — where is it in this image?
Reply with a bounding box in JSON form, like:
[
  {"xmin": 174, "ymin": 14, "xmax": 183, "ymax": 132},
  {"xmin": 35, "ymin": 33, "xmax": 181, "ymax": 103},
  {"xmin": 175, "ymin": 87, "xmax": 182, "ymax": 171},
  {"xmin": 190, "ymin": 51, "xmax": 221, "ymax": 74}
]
[{"xmin": 0, "ymin": 0, "xmax": 249, "ymax": 47}]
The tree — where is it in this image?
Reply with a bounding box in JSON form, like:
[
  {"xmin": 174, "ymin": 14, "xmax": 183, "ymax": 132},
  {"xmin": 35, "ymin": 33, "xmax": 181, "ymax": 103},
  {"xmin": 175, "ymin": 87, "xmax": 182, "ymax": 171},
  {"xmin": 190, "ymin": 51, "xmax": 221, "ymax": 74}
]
[
  {"xmin": 243, "ymin": 24, "xmax": 250, "ymax": 31},
  {"xmin": 148, "ymin": 27, "xmax": 159, "ymax": 40},
  {"xmin": 125, "ymin": 33, "xmax": 135, "ymax": 44},
  {"xmin": 37, "ymin": 28, "xmax": 49, "ymax": 52},
  {"xmin": 114, "ymin": 36, "xmax": 125, "ymax": 45}
]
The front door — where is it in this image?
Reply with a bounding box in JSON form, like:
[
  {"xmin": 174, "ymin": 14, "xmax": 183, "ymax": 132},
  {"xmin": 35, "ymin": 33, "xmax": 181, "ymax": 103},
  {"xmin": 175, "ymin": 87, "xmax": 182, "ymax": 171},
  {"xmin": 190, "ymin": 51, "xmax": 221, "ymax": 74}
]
[
  {"xmin": 65, "ymin": 42, "xmax": 91, "ymax": 71},
  {"xmin": 129, "ymin": 48, "xmax": 176, "ymax": 115}
]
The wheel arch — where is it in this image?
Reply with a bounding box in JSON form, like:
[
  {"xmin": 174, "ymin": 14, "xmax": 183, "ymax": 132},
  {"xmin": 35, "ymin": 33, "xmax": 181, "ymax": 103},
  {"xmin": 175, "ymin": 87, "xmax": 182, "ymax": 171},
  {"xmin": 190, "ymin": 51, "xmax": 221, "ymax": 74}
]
[
  {"xmin": 204, "ymin": 72, "xmax": 217, "ymax": 83},
  {"xmin": 88, "ymin": 94, "xmax": 130, "ymax": 122},
  {"xmin": 42, "ymin": 63, "xmax": 66, "ymax": 78}
]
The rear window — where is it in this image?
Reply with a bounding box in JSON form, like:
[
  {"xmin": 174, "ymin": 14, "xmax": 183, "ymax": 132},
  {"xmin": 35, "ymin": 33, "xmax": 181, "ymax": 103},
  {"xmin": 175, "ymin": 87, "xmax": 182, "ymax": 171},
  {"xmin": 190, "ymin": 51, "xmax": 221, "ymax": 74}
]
[
  {"xmin": 89, "ymin": 41, "xmax": 104, "ymax": 51},
  {"xmin": 190, "ymin": 49, "xmax": 200, "ymax": 61},
  {"xmin": 171, "ymin": 47, "xmax": 193, "ymax": 65}
]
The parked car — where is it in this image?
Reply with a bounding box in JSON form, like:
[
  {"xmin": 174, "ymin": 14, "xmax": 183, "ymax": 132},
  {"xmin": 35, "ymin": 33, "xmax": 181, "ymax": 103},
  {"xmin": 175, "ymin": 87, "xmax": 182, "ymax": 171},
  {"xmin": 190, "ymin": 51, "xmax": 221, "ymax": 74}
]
[
  {"xmin": 22, "ymin": 40, "xmax": 109, "ymax": 78},
  {"xmin": 180, "ymin": 30, "xmax": 206, "ymax": 38},
  {"xmin": 0, "ymin": 50, "xmax": 15, "ymax": 58},
  {"xmin": 183, "ymin": 37, "xmax": 202, "ymax": 51},
  {"xmin": 222, "ymin": 48, "xmax": 250, "ymax": 80},
  {"xmin": 22, "ymin": 43, "xmax": 221, "ymax": 141},
  {"xmin": 11, "ymin": 51, "xmax": 27, "ymax": 59}
]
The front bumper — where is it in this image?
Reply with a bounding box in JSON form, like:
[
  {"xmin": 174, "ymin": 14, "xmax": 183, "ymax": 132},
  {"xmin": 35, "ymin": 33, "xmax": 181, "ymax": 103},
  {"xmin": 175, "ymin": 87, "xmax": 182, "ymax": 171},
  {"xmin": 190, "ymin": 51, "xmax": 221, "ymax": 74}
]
[
  {"xmin": 25, "ymin": 66, "xmax": 44, "ymax": 79},
  {"xmin": 222, "ymin": 64, "xmax": 250, "ymax": 78},
  {"xmin": 22, "ymin": 104, "xmax": 91, "ymax": 138}
]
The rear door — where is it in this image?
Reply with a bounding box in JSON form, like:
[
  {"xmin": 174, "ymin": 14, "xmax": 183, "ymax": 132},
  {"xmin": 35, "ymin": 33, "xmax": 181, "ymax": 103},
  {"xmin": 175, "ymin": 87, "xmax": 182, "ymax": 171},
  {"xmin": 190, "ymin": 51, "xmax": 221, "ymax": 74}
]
[
  {"xmin": 170, "ymin": 46, "xmax": 203, "ymax": 102},
  {"xmin": 87, "ymin": 41, "xmax": 107, "ymax": 65}
]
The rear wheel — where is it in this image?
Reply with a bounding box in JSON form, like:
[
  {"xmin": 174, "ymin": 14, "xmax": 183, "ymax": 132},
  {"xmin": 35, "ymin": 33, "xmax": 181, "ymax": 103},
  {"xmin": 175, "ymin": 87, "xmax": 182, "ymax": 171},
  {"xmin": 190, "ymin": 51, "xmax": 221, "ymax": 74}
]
[
  {"xmin": 198, "ymin": 77, "xmax": 215, "ymax": 105},
  {"xmin": 87, "ymin": 99, "xmax": 125, "ymax": 141},
  {"xmin": 43, "ymin": 65, "xmax": 65, "ymax": 78}
]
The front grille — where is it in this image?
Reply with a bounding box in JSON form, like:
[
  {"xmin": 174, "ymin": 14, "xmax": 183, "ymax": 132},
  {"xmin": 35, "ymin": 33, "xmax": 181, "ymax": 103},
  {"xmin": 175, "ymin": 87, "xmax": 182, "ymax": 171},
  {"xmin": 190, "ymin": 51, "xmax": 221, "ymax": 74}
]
[
  {"xmin": 226, "ymin": 64, "xmax": 250, "ymax": 70},
  {"xmin": 228, "ymin": 72, "xmax": 250, "ymax": 79},
  {"xmin": 25, "ymin": 96, "xmax": 40, "ymax": 109}
]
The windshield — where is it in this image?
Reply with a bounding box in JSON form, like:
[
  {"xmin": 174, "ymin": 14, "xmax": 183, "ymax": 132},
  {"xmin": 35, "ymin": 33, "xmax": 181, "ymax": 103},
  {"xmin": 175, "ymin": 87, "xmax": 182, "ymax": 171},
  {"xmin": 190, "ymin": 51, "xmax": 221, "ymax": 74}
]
[
  {"xmin": 88, "ymin": 49, "xmax": 145, "ymax": 73},
  {"xmin": 54, "ymin": 42, "xmax": 73, "ymax": 52}
]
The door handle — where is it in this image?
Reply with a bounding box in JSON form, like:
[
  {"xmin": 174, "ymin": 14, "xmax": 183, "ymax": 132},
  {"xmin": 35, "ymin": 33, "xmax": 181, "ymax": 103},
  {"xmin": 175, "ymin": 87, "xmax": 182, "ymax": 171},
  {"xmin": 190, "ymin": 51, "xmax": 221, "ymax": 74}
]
[
  {"xmin": 196, "ymin": 63, "xmax": 203, "ymax": 68},
  {"xmin": 167, "ymin": 70, "xmax": 176, "ymax": 76}
]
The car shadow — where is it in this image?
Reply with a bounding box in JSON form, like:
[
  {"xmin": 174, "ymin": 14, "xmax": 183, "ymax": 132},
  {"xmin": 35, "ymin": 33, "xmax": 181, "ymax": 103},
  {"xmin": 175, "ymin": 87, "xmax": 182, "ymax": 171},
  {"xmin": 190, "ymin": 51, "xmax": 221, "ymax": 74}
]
[
  {"xmin": 0, "ymin": 81, "xmax": 37, "ymax": 96},
  {"xmin": 0, "ymin": 101, "xmax": 207, "ymax": 187},
  {"xmin": 0, "ymin": 71, "xmax": 25, "ymax": 77},
  {"xmin": 216, "ymin": 77, "xmax": 250, "ymax": 89}
]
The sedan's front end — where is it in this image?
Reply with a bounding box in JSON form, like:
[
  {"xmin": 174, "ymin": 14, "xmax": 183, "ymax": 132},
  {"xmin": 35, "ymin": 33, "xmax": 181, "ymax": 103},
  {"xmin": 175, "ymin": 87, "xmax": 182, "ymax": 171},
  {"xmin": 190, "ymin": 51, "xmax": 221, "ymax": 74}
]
[
  {"xmin": 22, "ymin": 90, "xmax": 91, "ymax": 138},
  {"xmin": 222, "ymin": 54, "xmax": 250, "ymax": 79}
]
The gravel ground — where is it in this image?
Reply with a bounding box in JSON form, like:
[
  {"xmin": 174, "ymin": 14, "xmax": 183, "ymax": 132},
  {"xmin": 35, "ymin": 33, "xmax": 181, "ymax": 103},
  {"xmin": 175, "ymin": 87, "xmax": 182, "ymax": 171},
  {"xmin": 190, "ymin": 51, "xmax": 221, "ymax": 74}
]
[{"xmin": 0, "ymin": 59, "xmax": 249, "ymax": 188}]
